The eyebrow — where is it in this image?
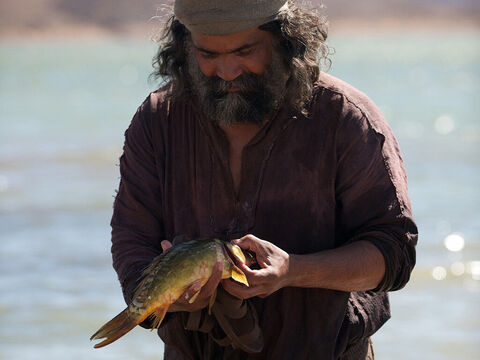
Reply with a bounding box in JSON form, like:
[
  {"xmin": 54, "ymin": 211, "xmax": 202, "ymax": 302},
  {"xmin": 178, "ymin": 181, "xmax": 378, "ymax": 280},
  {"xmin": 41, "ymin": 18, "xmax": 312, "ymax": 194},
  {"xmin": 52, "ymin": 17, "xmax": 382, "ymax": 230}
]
[{"xmin": 194, "ymin": 41, "xmax": 259, "ymax": 55}]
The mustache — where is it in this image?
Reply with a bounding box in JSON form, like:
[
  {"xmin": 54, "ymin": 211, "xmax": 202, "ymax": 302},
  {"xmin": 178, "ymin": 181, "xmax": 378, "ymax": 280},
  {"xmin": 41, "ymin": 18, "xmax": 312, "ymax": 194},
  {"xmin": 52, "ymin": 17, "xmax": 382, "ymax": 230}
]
[{"xmin": 204, "ymin": 72, "xmax": 263, "ymax": 97}]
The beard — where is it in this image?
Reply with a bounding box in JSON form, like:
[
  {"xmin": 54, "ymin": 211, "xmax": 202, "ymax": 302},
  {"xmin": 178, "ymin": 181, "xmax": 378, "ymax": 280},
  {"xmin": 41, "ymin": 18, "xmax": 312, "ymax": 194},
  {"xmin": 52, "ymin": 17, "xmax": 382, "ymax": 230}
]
[{"xmin": 186, "ymin": 44, "xmax": 289, "ymax": 126}]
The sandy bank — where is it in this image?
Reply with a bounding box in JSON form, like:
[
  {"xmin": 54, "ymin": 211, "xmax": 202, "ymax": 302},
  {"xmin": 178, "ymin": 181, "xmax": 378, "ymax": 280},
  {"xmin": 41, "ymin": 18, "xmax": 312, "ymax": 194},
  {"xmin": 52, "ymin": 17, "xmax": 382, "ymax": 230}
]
[{"xmin": 0, "ymin": 16, "xmax": 478, "ymax": 42}]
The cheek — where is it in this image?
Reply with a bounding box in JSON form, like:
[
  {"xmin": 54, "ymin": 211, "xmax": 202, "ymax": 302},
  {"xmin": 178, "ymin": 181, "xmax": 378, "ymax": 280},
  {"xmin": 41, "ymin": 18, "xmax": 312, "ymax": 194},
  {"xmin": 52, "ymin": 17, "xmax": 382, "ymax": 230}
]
[
  {"xmin": 243, "ymin": 48, "xmax": 272, "ymax": 75},
  {"xmin": 242, "ymin": 59, "xmax": 267, "ymax": 75}
]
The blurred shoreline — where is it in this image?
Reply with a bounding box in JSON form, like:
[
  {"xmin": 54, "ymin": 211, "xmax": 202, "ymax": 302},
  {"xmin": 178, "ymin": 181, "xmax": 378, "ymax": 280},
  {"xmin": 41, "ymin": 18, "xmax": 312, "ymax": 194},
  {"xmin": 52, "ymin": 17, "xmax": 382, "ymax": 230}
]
[
  {"xmin": 1, "ymin": 16, "xmax": 478, "ymax": 42},
  {"xmin": 1, "ymin": 0, "xmax": 479, "ymax": 41}
]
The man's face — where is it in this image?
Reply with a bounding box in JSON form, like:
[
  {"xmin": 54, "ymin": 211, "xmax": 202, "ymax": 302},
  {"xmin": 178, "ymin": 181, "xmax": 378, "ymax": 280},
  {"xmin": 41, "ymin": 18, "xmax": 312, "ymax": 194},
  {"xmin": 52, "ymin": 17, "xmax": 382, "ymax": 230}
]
[
  {"xmin": 187, "ymin": 27, "xmax": 289, "ymax": 126},
  {"xmin": 191, "ymin": 27, "xmax": 275, "ymax": 81}
]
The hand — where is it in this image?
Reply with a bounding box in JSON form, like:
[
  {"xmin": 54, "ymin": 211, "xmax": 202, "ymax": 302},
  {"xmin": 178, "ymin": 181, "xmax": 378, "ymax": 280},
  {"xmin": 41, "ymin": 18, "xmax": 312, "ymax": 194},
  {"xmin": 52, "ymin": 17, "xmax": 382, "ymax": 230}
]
[
  {"xmin": 161, "ymin": 240, "xmax": 223, "ymax": 312},
  {"xmin": 222, "ymin": 234, "xmax": 291, "ymax": 299}
]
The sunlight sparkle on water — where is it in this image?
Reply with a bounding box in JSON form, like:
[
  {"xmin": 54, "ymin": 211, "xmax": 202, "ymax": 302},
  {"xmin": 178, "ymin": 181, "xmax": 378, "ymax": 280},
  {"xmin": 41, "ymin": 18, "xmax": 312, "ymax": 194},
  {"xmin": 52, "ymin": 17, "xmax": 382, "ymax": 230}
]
[
  {"xmin": 450, "ymin": 262, "xmax": 465, "ymax": 277},
  {"xmin": 467, "ymin": 261, "xmax": 480, "ymax": 281},
  {"xmin": 444, "ymin": 234, "xmax": 465, "ymax": 252},
  {"xmin": 432, "ymin": 266, "xmax": 447, "ymax": 281},
  {"xmin": 434, "ymin": 115, "xmax": 455, "ymax": 135}
]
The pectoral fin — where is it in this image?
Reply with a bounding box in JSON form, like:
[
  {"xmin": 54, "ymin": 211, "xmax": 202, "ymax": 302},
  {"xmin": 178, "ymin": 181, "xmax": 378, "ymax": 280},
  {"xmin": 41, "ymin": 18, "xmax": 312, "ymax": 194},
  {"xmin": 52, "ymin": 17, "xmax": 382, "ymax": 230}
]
[
  {"xmin": 230, "ymin": 265, "xmax": 249, "ymax": 286},
  {"xmin": 188, "ymin": 288, "xmax": 202, "ymax": 304},
  {"xmin": 225, "ymin": 242, "xmax": 247, "ymax": 264},
  {"xmin": 151, "ymin": 307, "xmax": 168, "ymax": 329}
]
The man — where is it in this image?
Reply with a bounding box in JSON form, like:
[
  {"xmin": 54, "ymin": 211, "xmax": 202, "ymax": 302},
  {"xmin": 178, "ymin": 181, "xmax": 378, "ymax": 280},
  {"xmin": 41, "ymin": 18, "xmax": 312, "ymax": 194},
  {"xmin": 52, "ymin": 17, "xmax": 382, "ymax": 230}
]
[{"xmin": 110, "ymin": 0, "xmax": 417, "ymax": 359}]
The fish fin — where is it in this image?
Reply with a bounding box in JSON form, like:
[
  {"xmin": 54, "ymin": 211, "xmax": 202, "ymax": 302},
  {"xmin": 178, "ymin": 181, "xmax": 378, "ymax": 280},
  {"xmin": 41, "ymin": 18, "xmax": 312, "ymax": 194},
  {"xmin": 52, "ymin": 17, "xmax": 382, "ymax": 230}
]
[
  {"xmin": 151, "ymin": 307, "xmax": 168, "ymax": 329},
  {"xmin": 134, "ymin": 243, "xmax": 184, "ymax": 297},
  {"xmin": 188, "ymin": 288, "xmax": 201, "ymax": 304},
  {"xmin": 224, "ymin": 242, "xmax": 247, "ymax": 264},
  {"xmin": 134, "ymin": 255, "xmax": 166, "ymax": 296},
  {"xmin": 208, "ymin": 287, "xmax": 217, "ymax": 315},
  {"xmin": 142, "ymin": 255, "xmax": 164, "ymax": 275},
  {"xmin": 231, "ymin": 265, "xmax": 249, "ymax": 286},
  {"xmin": 90, "ymin": 308, "xmax": 138, "ymax": 348}
]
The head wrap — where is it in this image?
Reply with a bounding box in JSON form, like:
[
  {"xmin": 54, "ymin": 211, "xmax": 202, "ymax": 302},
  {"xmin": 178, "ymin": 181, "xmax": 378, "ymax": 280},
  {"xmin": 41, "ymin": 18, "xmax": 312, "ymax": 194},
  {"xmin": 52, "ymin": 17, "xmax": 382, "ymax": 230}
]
[{"xmin": 174, "ymin": 0, "xmax": 289, "ymax": 36}]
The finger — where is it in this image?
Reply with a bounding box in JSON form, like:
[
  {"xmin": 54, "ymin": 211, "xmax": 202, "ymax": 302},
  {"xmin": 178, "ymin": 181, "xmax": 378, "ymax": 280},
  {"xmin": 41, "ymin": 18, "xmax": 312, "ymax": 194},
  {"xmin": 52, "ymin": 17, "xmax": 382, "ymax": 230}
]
[
  {"xmin": 233, "ymin": 234, "xmax": 261, "ymax": 252},
  {"xmin": 222, "ymin": 279, "xmax": 259, "ymax": 300},
  {"xmin": 161, "ymin": 240, "xmax": 173, "ymax": 252},
  {"xmin": 258, "ymin": 259, "xmax": 269, "ymax": 269},
  {"xmin": 237, "ymin": 261, "xmax": 257, "ymax": 276},
  {"xmin": 184, "ymin": 281, "xmax": 202, "ymax": 302},
  {"xmin": 239, "ymin": 263, "xmax": 272, "ymax": 285},
  {"xmin": 199, "ymin": 262, "xmax": 223, "ymax": 296},
  {"xmin": 176, "ymin": 263, "xmax": 223, "ymax": 309}
]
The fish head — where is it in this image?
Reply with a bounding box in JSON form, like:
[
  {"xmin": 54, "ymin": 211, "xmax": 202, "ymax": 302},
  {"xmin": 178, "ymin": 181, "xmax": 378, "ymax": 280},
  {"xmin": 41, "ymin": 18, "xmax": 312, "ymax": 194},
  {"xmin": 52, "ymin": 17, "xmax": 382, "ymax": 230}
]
[
  {"xmin": 222, "ymin": 242, "xmax": 250, "ymax": 286},
  {"xmin": 224, "ymin": 242, "xmax": 246, "ymax": 264}
]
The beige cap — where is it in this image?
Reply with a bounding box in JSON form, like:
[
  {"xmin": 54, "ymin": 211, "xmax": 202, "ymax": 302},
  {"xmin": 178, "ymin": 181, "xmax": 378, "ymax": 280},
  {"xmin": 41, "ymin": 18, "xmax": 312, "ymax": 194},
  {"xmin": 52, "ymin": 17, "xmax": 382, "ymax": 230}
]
[{"xmin": 174, "ymin": 0, "xmax": 289, "ymax": 36}]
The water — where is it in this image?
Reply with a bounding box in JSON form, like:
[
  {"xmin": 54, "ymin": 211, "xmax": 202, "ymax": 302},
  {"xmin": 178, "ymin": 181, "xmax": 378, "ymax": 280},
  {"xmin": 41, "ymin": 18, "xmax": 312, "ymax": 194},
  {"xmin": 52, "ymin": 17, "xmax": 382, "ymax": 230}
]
[{"xmin": 1, "ymin": 30, "xmax": 479, "ymax": 359}]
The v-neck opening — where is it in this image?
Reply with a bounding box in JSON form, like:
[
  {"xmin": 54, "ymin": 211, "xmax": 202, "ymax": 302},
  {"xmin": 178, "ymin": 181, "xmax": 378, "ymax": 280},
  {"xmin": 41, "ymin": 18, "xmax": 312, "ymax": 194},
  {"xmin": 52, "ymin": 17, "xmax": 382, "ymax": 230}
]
[
  {"xmin": 219, "ymin": 108, "xmax": 282, "ymax": 202},
  {"xmin": 193, "ymin": 99, "xmax": 296, "ymax": 239}
]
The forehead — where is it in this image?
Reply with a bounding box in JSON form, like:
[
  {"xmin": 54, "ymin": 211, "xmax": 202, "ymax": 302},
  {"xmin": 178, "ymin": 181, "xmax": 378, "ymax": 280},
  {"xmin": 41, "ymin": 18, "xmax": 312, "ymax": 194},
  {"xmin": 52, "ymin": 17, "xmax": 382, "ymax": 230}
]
[{"xmin": 190, "ymin": 27, "xmax": 272, "ymax": 53}]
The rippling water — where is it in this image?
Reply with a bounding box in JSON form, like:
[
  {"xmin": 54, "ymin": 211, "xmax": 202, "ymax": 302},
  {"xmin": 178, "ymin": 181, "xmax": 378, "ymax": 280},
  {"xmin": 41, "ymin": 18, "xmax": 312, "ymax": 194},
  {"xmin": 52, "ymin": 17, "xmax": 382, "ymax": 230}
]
[{"xmin": 1, "ymin": 30, "xmax": 479, "ymax": 359}]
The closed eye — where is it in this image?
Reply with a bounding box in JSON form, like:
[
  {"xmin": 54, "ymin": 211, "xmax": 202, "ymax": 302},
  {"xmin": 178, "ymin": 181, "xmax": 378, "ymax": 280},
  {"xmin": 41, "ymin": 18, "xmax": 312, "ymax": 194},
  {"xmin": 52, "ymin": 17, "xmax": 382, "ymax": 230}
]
[
  {"xmin": 235, "ymin": 48, "xmax": 254, "ymax": 57},
  {"xmin": 199, "ymin": 51, "xmax": 218, "ymax": 59},
  {"xmin": 194, "ymin": 42, "xmax": 258, "ymax": 58}
]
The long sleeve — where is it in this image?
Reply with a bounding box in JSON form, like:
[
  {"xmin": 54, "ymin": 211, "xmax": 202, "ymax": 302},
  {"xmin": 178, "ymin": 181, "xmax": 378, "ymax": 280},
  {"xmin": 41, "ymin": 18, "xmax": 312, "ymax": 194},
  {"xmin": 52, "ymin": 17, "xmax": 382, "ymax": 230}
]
[
  {"xmin": 110, "ymin": 95, "xmax": 165, "ymax": 305},
  {"xmin": 334, "ymin": 101, "xmax": 418, "ymax": 292}
]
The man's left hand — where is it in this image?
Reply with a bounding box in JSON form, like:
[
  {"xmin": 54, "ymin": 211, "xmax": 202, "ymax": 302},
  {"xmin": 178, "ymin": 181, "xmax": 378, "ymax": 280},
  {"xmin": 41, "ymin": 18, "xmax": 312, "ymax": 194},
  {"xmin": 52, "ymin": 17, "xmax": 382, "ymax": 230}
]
[{"xmin": 222, "ymin": 234, "xmax": 291, "ymax": 299}]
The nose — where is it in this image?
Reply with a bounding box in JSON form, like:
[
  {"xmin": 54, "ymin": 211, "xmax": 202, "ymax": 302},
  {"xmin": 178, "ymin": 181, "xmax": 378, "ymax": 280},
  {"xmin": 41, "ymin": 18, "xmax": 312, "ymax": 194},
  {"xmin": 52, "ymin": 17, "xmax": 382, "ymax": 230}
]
[{"xmin": 215, "ymin": 57, "xmax": 242, "ymax": 82}]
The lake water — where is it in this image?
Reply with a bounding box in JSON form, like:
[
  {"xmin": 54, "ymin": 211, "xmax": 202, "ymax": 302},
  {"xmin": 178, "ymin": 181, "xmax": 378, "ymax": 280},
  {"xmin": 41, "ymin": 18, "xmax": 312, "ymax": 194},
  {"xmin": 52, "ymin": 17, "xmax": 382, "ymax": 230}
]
[{"xmin": 1, "ymin": 30, "xmax": 479, "ymax": 359}]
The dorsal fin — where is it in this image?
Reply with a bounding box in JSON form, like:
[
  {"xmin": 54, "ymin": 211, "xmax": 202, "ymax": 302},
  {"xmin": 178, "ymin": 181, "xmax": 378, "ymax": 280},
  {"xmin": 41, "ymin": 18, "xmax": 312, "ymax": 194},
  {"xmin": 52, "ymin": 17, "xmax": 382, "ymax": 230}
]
[{"xmin": 133, "ymin": 250, "xmax": 175, "ymax": 299}]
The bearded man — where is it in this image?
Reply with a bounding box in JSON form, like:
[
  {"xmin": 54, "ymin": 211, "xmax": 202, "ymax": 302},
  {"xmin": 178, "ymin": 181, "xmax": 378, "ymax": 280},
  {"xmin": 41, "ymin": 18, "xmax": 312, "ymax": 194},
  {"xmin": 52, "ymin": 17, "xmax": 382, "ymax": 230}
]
[{"xmin": 110, "ymin": 1, "xmax": 418, "ymax": 359}]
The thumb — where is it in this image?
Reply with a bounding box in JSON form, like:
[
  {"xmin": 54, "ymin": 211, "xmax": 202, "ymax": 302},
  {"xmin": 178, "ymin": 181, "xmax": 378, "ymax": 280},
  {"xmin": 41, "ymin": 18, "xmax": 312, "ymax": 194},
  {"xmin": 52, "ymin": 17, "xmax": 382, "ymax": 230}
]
[
  {"xmin": 184, "ymin": 281, "xmax": 202, "ymax": 302},
  {"xmin": 161, "ymin": 240, "xmax": 173, "ymax": 252}
]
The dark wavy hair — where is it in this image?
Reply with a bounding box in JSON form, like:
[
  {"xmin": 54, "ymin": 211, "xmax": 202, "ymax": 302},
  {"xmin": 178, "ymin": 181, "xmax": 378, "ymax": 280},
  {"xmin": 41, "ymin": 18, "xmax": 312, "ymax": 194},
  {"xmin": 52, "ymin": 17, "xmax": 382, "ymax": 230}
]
[{"xmin": 151, "ymin": 1, "xmax": 330, "ymax": 114}]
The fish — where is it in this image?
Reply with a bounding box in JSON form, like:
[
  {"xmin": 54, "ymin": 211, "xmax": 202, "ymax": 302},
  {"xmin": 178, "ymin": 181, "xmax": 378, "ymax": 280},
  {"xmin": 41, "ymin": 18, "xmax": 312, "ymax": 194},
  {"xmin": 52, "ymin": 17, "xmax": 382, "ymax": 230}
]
[{"xmin": 90, "ymin": 238, "xmax": 250, "ymax": 348}]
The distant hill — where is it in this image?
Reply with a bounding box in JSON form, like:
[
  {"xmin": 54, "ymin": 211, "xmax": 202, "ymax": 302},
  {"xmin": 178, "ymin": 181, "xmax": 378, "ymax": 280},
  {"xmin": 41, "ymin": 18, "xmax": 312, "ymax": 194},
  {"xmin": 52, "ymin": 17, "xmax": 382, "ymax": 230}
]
[
  {"xmin": 324, "ymin": 0, "xmax": 480, "ymax": 18},
  {"xmin": 0, "ymin": 0, "xmax": 478, "ymax": 36}
]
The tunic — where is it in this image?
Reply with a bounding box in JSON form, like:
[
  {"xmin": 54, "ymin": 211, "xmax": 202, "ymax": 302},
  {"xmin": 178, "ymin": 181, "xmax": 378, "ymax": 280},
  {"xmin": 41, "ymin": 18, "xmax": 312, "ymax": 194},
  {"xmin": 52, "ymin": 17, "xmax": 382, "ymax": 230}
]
[{"xmin": 110, "ymin": 72, "xmax": 418, "ymax": 359}]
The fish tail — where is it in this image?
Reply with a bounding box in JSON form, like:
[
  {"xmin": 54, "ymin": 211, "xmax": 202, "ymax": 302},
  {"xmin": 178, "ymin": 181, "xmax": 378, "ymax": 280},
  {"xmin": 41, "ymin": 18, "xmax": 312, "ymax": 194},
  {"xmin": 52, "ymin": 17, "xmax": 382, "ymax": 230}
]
[{"xmin": 90, "ymin": 308, "xmax": 138, "ymax": 348}]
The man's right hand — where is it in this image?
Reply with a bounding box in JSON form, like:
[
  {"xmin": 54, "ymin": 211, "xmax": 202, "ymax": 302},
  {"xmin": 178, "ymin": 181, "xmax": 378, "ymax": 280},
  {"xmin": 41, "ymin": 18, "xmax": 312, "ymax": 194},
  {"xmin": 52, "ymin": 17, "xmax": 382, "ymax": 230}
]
[{"xmin": 161, "ymin": 240, "xmax": 223, "ymax": 313}]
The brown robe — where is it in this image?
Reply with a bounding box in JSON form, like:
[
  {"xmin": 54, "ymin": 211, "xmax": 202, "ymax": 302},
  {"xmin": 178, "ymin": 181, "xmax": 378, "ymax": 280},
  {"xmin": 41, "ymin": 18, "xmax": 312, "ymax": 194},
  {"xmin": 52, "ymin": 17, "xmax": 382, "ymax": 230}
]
[{"xmin": 110, "ymin": 72, "xmax": 418, "ymax": 359}]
